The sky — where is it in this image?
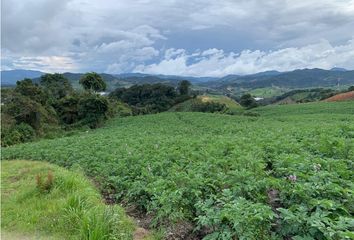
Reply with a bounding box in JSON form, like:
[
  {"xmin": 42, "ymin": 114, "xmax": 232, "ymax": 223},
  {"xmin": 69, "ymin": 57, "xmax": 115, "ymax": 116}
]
[{"xmin": 1, "ymin": 0, "xmax": 354, "ymax": 77}]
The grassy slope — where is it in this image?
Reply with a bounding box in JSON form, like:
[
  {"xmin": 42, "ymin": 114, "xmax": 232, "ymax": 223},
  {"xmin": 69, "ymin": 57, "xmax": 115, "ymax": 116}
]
[
  {"xmin": 1, "ymin": 160, "xmax": 134, "ymax": 240},
  {"xmin": 249, "ymin": 87, "xmax": 287, "ymax": 98},
  {"xmin": 169, "ymin": 94, "xmax": 241, "ymax": 112},
  {"xmin": 324, "ymin": 91, "xmax": 354, "ymax": 102},
  {"xmin": 198, "ymin": 95, "xmax": 241, "ymax": 111},
  {"xmin": 2, "ymin": 101, "xmax": 354, "ymax": 238}
]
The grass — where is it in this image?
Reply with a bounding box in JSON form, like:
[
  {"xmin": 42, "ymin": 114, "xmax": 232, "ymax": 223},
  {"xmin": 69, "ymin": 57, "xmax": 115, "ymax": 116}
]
[
  {"xmin": 198, "ymin": 94, "xmax": 241, "ymax": 111},
  {"xmin": 1, "ymin": 160, "xmax": 134, "ymax": 240},
  {"xmin": 2, "ymin": 101, "xmax": 354, "ymax": 239},
  {"xmin": 248, "ymin": 87, "xmax": 287, "ymax": 98},
  {"xmin": 169, "ymin": 94, "xmax": 241, "ymax": 113}
]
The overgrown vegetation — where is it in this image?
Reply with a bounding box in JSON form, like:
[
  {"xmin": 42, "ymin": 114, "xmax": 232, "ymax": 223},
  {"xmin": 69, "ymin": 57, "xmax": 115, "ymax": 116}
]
[
  {"xmin": 1, "ymin": 160, "xmax": 134, "ymax": 239},
  {"xmin": 1, "ymin": 73, "xmax": 116, "ymax": 146},
  {"xmin": 109, "ymin": 81, "xmax": 192, "ymax": 115},
  {"xmin": 3, "ymin": 101, "xmax": 354, "ymax": 239}
]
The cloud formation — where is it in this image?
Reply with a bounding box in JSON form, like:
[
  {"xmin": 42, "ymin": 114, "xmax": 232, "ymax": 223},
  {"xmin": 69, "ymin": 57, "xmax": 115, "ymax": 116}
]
[
  {"xmin": 135, "ymin": 39, "xmax": 354, "ymax": 77},
  {"xmin": 2, "ymin": 0, "xmax": 354, "ymax": 75}
]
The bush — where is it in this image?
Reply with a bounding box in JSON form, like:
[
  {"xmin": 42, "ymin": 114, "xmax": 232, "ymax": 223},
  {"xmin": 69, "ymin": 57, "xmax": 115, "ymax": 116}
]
[
  {"xmin": 243, "ymin": 111, "xmax": 260, "ymax": 117},
  {"xmin": 3, "ymin": 94, "xmax": 57, "ymax": 130},
  {"xmin": 191, "ymin": 101, "xmax": 228, "ymax": 113},
  {"xmin": 36, "ymin": 171, "xmax": 54, "ymax": 193},
  {"xmin": 40, "ymin": 73, "xmax": 73, "ymax": 101},
  {"xmin": 107, "ymin": 99, "xmax": 132, "ymax": 117},
  {"xmin": 1, "ymin": 123, "xmax": 35, "ymax": 146},
  {"xmin": 240, "ymin": 94, "xmax": 258, "ymax": 109},
  {"xmin": 109, "ymin": 83, "xmax": 179, "ymax": 114},
  {"xmin": 56, "ymin": 94, "xmax": 81, "ymax": 124},
  {"xmin": 78, "ymin": 94, "xmax": 109, "ymax": 128}
]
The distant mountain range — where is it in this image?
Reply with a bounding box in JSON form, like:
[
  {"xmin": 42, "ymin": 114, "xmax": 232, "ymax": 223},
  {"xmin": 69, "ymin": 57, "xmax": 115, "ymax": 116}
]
[
  {"xmin": 203, "ymin": 68, "xmax": 354, "ymax": 92},
  {"xmin": 2, "ymin": 68, "xmax": 353, "ymax": 92},
  {"xmin": 0, "ymin": 70, "xmax": 215, "ymax": 90},
  {"xmin": 1, "ymin": 69, "xmax": 45, "ymax": 86}
]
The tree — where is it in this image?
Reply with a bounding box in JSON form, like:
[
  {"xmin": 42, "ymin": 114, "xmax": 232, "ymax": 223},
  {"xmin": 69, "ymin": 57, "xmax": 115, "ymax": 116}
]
[
  {"xmin": 191, "ymin": 100, "xmax": 227, "ymax": 113},
  {"xmin": 40, "ymin": 73, "xmax": 73, "ymax": 100},
  {"xmin": 15, "ymin": 78, "xmax": 47, "ymax": 105},
  {"xmin": 78, "ymin": 94, "xmax": 109, "ymax": 128},
  {"xmin": 79, "ymin": 72, "xmax": 107, "ymax": 92},
  {"xmin": 348, "ymin": 86, "xmax": 354, "ymax": 91},
  {"xmin": 240, "ymin": 94, "xmax": 258, "ymax": 109},
  {"xmin": 109, "ymin": 84, "xmax": 178, "ymax": 114},
  {"xmin": 56, "ymin": 94, "xmax": 81, "ymax": 125},
  {"xmin": 178, "ymin": 80, "xmax": 191, "ymax": 95},
  {"xmin": 3, "ymin": 94, "xmax": 54, "ymax": 130}
]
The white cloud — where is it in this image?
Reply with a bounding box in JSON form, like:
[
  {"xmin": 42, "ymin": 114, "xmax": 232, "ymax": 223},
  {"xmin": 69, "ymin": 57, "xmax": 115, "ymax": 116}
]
[
  {"xmin": 2, "ymin": 0, "xmax": 354, "ymax": 74},
  {"xmin": 12, "ymin": 56, "xmax": 78, "ymax": 73},
  {"xmin": 135, "ymin": 39, "xmax": 354, "ymax": 77}
]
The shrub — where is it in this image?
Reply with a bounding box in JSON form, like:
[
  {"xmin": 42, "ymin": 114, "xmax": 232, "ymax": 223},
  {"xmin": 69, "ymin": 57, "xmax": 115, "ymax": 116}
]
[
  {"xmin": 1, "ymin": 123, "xmax": 35, "ymax": 146},
  {"xmin": 79, "ymin": 72, "xmax": 107, "ymax": 92},
  {"xmin": 191, "ymin": 101, "xmax": 227, "ymax": 113},
  {"xmin": 109, "ymin": 83, "xmax": 179, "ymax": 114},
  {"xmin": 36, "ymin": 171, "xmax": 54, "ymax": 193},
  {"xmin": 40, "ymin": 73, "xmax": 73, "ymax": 100},
  {"xmin": 56, "ymin": 94, "xmax": 81, "ymax": 124},
  {"xmin": 107, "ymin": 99, "xmax": 132, "ymax": 117},
  {"xmin": 78, "ymin": 94, "xmax": 109, "ymax": 128},
  {"xmin": 3, "ymin": 94, "xmax": 57, "ymax": 130},
  {"xmin": 240, "ymin": 94, "xmax": 258, "ymax": 109}
]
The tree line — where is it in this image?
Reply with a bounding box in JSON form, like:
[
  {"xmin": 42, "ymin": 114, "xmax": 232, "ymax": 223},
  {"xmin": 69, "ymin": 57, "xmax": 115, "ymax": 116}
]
[{"xmin": 1, "ymin": 74, "xmax": 195, "ymax": 146}]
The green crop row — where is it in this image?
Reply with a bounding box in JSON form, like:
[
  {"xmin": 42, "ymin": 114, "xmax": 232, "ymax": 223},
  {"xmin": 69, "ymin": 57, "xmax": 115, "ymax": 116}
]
[{"xmin": 2, "ymin": 101, "xmax": 354, "ymax": 239}]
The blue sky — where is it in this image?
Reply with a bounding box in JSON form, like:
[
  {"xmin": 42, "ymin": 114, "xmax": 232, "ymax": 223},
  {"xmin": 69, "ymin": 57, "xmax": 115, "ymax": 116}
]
[{"xmin": 2, "ymin": 0, "xmax": 354, "ymax": 76}]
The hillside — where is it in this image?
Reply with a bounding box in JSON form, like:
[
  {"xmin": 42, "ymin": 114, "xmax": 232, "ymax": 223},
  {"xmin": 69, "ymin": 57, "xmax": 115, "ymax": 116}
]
[
  {"xmin": 1, "ymin": 70, "xmax": 45, "ymax": 86},
  {"xmin": 1, "ymin": 160, "xmax": 135, "ymax": 239},
  {"xmin": 169, "ymin": 94, "xmax": 241, "ymax": 113},
  {"xmin": 4, "ymin": 68, "xmax": 354, "ymax": 95},
  {"xmin": 1, "ymin": 70, "xmax": 205, "ymax": 90},
  {"xmin": 204, "ymin": 68, "xmax": 354, "ymax": 96},
  {"xmin": 3, "ymin": 101, "xmax": 354, "ymax": 239},
  {"xmin": 324, "ymin": 91, "xmax": 354, "ymax": 102}
]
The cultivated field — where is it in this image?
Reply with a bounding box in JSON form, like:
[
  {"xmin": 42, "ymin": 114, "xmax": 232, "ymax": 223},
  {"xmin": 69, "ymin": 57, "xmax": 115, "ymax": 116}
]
[{"xmin": 2, "ymin": 101, "xmax": 354, "ymax": 239}]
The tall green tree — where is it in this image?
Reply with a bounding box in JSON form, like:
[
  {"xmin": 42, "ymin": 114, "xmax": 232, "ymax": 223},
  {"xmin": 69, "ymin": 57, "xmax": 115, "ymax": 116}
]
[
  {"xmin": 79, "ymin": 72, "xmax": 107, "ymax": 92},
  {"xmin": 4, "ymin": 94, "xmax": 51, "ymax": 130},
  {"xmin": 178, "ymin": 80, "xmax": 191, "ymax": 95},
  {"xmin": 40, "ymin": 73, "xmax": 73, "ymax": 100},
  {"xmin": 15, "ymin": 79, "xmax": 47, "ymax": 105},
  {"xmin": 240, "ymin": 94, "xmax": 258, "ymax": 109},
  {"xmin": 78, "ymin": 94, "xmax": 109, "ymax": 128}
]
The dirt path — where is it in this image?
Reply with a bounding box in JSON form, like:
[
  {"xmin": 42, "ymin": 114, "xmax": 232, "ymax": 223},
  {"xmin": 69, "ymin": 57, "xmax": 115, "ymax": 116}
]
[{"xmin": 133, "ymin": 227, "xmax": 151, "ymax": 240}]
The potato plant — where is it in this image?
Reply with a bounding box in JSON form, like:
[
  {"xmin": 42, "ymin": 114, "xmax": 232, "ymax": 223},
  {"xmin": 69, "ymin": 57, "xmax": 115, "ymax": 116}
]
[{"xmin": 2, "ymin": 101, "xmax": 354, "ymax": 239}]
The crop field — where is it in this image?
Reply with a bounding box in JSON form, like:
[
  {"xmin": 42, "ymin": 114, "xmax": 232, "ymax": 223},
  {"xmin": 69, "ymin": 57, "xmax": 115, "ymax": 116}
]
[{"xmin": 2, "ymin": 101, "xmax": 354, "ymax": 239}]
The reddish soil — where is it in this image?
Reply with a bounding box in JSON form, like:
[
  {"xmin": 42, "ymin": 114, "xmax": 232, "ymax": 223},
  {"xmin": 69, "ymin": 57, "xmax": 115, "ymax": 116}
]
[{"xmin": 324, "ymin": 91, "xmax": 354, "ymax": 102}]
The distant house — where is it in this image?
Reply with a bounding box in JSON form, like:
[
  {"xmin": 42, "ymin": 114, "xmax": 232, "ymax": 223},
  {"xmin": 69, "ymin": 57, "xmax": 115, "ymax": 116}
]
[
  {"xmin": 98, "ymin": 91, "xmax": 109, "ymax": 96},
  {"xmin": 254, "ymin": 97, "xmax": 264, "ymax": 101}
]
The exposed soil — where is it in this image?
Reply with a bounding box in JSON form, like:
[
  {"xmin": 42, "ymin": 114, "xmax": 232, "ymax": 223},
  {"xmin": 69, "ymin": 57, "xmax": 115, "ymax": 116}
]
[
  {"xmin": 324, "ymin": 91, "xmax": 354, "ymax": 102},
  {"xmin": 267, "ymin": 188, "xmax": 282, "ymax": 233},
  {"xmin": 133, "ymin": 227, "xmax": 150, "ymax": 240}
]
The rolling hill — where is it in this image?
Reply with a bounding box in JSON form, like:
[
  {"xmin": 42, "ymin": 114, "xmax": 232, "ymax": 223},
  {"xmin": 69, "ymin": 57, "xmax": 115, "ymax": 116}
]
[
  {"xmin": 3, "ymin": 69, "xmax": 354, "ymax": 96},
  {"xmin": 1, "ymin": 69, "xmax": 45, "ymax": 86},
  {"xmin": 324, "ymin": 91, "xmax": 354, "ymax": 102},
  {"xmin": 214, "ymin": 68, "xmax": 354, "ymax": 89}
]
